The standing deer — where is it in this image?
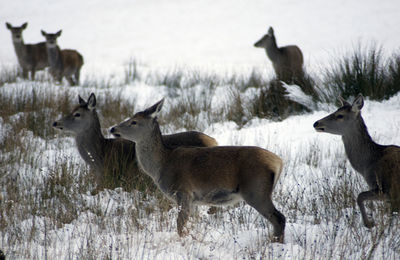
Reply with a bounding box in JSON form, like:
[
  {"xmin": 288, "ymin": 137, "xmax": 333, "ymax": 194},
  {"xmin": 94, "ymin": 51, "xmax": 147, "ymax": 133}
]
[
  {"xmin": 5, "ymin": 22, "xmax": 48, "ymax": 80},
  {"xmin": 110, "ymin": 99, "xmax": 285, "ymax": 242},
  {"xmin": 41, "ymin": 30, "xmax": 83, "ymax": 86},
  {"xmin": 254, "ymin": 27, "xmax": 304, "ymax": 83},
  {"xmin": 52, "ymin": 93, "xmax": 218, "ymax": 193},
  {"xmin": 313, "ymin": 94, "xmax": 400, "ymax": 228}
]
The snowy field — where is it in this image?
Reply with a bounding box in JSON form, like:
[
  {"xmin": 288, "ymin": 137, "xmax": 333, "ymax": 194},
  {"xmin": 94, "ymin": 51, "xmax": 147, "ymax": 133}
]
[{"xmin": 1, "ymin": 0, "xmax": 400, "ymax": 259}]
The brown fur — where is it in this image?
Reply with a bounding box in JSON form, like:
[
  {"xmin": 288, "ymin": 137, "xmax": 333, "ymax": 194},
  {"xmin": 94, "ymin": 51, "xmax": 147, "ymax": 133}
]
[
  {"xmin": 254, "ymin": 27, "xmax": 304, "ymax": 83},
  {"xmin": 41, "ymin": 30, "xmax": 84, "ymax": 86},
  {"xmin": 111, "ymin": 99, "xmax": 285, "ymax": 242}
]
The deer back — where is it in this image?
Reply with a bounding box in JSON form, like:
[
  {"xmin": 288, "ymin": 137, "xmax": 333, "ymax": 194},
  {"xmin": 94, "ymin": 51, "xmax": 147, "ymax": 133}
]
[
  {"xmin": 279, "ymin": 45, "xmax": 303, "ymax": 72},
  {"xmin": 159, "ymin": 146, "xmax": 282, "ymax": 193},
  {"xmin": 60, "ymin": 49, "xmax": 84, "ymax": 76}
]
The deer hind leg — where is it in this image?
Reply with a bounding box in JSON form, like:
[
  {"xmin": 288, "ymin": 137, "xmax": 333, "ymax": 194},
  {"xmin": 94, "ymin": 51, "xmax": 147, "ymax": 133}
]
[
  {"xmin": 66, "ymin": 76, "xmax": 75, "ymax": 86},
  {"xmin": 357, "ymin": 189, "xmax": 383, "ymax": 228},
  {"xmin": 241, "ymin": 184, "xmax": 285, "ymax": 242},
  {"xmin": 74, "ymin": 69, "xmax": 81, "ymax": 86},
  {"xmin": 251, "ymin": 198, "xmax": 285, "ymax": 243},
  {"xmin": 176, "ymin": 191, "xmax": 192, "ymax": 237}
]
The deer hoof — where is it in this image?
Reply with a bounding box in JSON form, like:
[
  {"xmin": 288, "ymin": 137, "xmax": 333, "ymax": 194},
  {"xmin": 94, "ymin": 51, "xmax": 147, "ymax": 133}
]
[
  {"xmin": 207, "ymin": 207, "xmax": 218, "ymax": 214},
  {"xmin": 364, "ymin": 220, "xmax": 375, "ymax": 228},
  {"xmin": 272, "ymin": 234, "xmax": 284, "ymax": 243},
  {"xmin": 177, "ymin": 227, "xmax": 189, "ymax": 237}
]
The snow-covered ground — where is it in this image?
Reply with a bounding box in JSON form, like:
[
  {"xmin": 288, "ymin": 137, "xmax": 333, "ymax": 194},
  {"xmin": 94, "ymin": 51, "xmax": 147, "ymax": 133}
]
[{"xmin": 1, "ymin": 0, "xmax": 400, "ymax": 259}]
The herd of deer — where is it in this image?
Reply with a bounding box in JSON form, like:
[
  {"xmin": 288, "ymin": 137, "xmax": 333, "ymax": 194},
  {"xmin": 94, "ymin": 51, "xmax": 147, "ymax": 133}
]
[
  {"xmin": 6, "ymin": 22, "xmax": 83, "ymax": 85},
  {"xmin": 6, "ymin": 22, "xmax": 400, "ymax": 243}
]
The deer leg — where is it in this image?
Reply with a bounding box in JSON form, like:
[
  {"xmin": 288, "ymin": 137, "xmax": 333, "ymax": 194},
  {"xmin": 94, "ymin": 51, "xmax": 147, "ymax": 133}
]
[
  {"xmin": 66, "ymin": 76, "xmax": 75, "ymax": 86},
  {"xmin": 357, "ymin": 189, "xmax": 382, "ymax": 228},
  {"xmin": 242, "ymin": 191, "xmax": 285, "ymax": 243},
  {"xmin": 22, "ymin": 68, "xmax": 28, "ymax": 79},
  {"xmin": 31, "ymin": 69, "xmax": 36, "ymax": 80},
  {"xmin": 74, "ymin": 70, "xmax": 80, "ymax": 85},
  {"xmin": 176, "ymin": 191, "xmax": 191, "ymax": 237}
]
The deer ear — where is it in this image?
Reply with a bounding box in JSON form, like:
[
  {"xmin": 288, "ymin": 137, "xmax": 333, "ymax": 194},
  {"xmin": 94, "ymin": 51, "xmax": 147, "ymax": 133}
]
[
  {"xmin": 338, "ymin": 95, "xmax": 351, "ymax": 107},
  {"xmin": 56, "ymin": 30, "xmax": 62, "ymax": 37},
  {"xmin": 41, "ymin": 30, "xmax": 46, "ymax": 37},
  {"xmin": 87, "ymin": 93, "xmax": 96, "ymax": 110},
  {"xmin": 351, "ymin": 94, "xmax": 364, "ymax": 113},
  {"xmin": 78, "ymin": 95, "xmax": 86, "ymax": 106},
  {"xmin": 144, "ymin": 99, "xmax": 164, "ymax": 118},
  {"xmin": 268, "ymin": 27, "xmax": 274, "ymax": 35},
  {"xmin": 21, "ymin": 22, "xmax": 28, "ymax": 29},
  {"xmin": 6, "ymin": 22, "xmax": 11, "ymax": 30}
]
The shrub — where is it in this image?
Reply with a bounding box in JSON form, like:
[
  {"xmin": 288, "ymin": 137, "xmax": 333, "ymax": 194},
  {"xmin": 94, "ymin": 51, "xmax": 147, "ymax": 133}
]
[{"xmin": 324, "ymin": 44, "xmax": 400, "ymax": 100}]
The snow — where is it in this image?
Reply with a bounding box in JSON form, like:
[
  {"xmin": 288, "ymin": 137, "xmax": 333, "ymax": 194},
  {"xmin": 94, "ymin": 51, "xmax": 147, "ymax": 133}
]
[{"xmin": 1, "ymin": 0, "xmax": 400, "ymax": 259}]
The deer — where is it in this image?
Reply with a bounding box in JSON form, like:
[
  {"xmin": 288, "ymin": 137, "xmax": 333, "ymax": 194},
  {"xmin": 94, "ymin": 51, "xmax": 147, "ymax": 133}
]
[
  {"xmin": 52, "ymin": 93, "xmax": 218, "ymax": 194},
  {"xmin": 5, "ymin": 22, "xmax": 48, "ymax": 80},
  {"xmin": 254, "ymin": 27, "xmax": 304, "ymax": 83},
  {"xmin": 110, "ymin": 99, "xmax": 285, "ymax": 242},
  {"xmin": 41, "ymin": 30, "xmax": 83, "ymax": 86},
  {"xmin": 313, "ymin": 94, "xmax": 400, "ymax": 228}
]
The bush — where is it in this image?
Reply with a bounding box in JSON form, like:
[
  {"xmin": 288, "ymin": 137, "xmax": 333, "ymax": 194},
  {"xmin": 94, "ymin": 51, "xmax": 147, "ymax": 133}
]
[
  {"xmin": 324, "ymin": 44, "xmax": 400, "ymax": 100},
  {"xmin": 251, "ymin": 80, "xmax": 311, "ymax": 120}
]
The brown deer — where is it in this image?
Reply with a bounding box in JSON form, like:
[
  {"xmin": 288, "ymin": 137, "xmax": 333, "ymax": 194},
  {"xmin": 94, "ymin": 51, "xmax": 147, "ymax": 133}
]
[
  {"xmin": 5, "ymin": 22, "xmax": 48, "ymax": 80},
  {"xmin": 52, "ymin": 93, "xmax": 218, "ymax": 193},
  {"xmin": 110, "ymin": 99, "xmax": 285, "ymax": 242},
  {"xmin": 313, "ymin": 94, "xmax": 400, "ymax": 228},
  {"xmin": 254, "ymin": 27, "xmax": 304, "ymax": 83},
  {"xmin": 41, "ymin": 30, "xmax": 83, "ymax": 86}
]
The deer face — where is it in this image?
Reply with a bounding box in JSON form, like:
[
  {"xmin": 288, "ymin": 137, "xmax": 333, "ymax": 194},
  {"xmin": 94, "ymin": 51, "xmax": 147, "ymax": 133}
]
[
  {"xmin": 313, "ymin": 94, "xmax": 364, "ymax": 136},
  {"xmin": 53, "ymin": 94, "xmax": 97, "ymax": 134},
  {"xmin": 254, "ymin": 27, "xmax": 274, "ymax": 48},
  {"xmin": 6, "ymin": 22, "xmax": 27, "ymax": 43},
  {"xmin": 41, "ymin": 30, "xmax": 62, "ymax": 47},
  {"xmin": 110, "ymin": 99, "xmax": 164, "ymax": 142}
]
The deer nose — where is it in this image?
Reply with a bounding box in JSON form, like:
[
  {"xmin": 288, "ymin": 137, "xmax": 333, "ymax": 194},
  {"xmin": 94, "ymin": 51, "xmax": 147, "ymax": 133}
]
[
  {"xmin": 52, "ymin": 121, "xmax": 58, "ymax": 127},
  {"xmin": 110, "ymin": 127, "xmax": 115, "ymax": 133},
  {"xmin": 313, "ymin": 121, "xmax": 319, "ymax": 128}
]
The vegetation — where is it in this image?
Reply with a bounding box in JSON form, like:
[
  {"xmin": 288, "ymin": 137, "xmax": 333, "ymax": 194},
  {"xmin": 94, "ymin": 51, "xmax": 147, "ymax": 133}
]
[
  {"xmin": 1, "ymin": 44, "xmax": 400, "ymax": 258},
  {"xmin": 324, "ymin": 44, "xmax": 400, "ymax": 101}
]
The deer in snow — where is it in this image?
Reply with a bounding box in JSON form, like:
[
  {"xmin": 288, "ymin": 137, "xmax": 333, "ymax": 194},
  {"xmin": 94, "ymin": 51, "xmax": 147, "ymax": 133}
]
[
  {"xmin": 313, "ymin": 94, "xmax": 400, "ymax": 228},
  {"xmin": 52, "ymin": 93, "xmax": 218, "ymax": 193},
  {"xmin": 41, "ymin": 30, "xmax": 84, "ymax": 86},
  {"xmin": 254, "ymin": 27, "xmax": 304, "ymax": 83},
  {"xmin": 5, "ymin": 22, "xmax": 48, "ymax": 80},
  {"xmin": 110, "ymin": 99, "xmax": 285, "ymax": 242}
]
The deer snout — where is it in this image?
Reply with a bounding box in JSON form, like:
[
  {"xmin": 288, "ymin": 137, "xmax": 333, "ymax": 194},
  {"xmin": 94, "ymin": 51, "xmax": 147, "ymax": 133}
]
[
  {"xmin": 110, "ymin": 127, "xmax": 121, "ymax": 137},
  {"xmin": 52, "ymin": 121, "xmax": 63, "ymax": 130},
  {"xmin": 313, "ymin": 121, "xmax": 325, "ymax": 132}
]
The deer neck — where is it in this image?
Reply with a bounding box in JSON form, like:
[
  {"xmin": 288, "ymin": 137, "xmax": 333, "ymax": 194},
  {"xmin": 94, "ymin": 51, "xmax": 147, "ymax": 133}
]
[
  {"xmin": 46, "ymin": 45, "xmax": 62, "ymax": 69},
  {"xmin": 12, "ymin": 40, "xmax": 27, "ymax": 61},
  {"xmin": 75, "ymin": 114, "xmax": 106, "ymax": 170},
  {"xmin": 265, "ymin": 37, "xmax": 280, "ymax": 62},
  {"xmin": 341, "ymin": 116, "xmax": 381, "ymax": 173},
  {"xmin": 134, "ymin": 122, "xmax": 168, "ymax": 183}
]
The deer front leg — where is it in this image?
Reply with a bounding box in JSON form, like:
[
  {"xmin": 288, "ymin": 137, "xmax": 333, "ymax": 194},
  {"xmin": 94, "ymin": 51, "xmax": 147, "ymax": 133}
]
[
  {"xmin": 22, "ymin": 68, "xmax": 28, "ymax": 79},
  {"xmin": 176, "ymin": 192, "xmax": 191, "ymax": 237},
  {"xmin": 31, "ymin": 69, "xmax": 36, "ymax": 80},
  {"xmin": 357, "ymin": 189, "xmax": 381, "ymax": 228}
]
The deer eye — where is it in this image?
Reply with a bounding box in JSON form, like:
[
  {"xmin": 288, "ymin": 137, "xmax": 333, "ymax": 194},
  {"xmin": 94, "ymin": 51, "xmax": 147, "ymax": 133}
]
[
  {"xmin": 130, "ymin": 120, "xmax": 137, "ymax": 125},
  {"xmin": 336, "ymin": 114, "xmax": 344, "ymax": 119},
  {"xmin": 74, "ymin": 113, "xmax": 81, "ymax": 117}
]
